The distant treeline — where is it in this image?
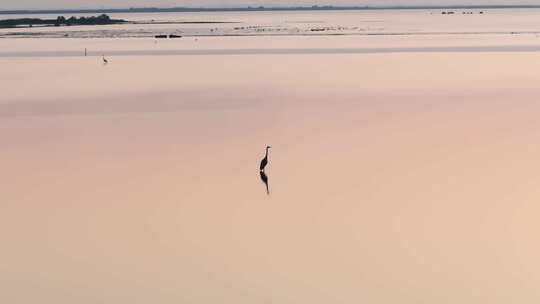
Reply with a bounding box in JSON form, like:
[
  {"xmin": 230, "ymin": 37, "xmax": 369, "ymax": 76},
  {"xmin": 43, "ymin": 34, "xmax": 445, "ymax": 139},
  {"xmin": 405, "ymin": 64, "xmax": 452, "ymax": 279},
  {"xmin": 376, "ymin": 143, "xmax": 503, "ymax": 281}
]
[{"xmin": 0, "ymin": 14, "xmax": 126, "ymax": 28}]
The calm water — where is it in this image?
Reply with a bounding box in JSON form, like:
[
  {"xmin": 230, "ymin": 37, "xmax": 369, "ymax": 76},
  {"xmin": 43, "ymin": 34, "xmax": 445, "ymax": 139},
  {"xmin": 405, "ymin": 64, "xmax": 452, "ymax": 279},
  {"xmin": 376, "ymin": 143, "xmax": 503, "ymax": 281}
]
[{"xmin": 3, "ymin": 10, "xmax": 540, "ymax": 304}]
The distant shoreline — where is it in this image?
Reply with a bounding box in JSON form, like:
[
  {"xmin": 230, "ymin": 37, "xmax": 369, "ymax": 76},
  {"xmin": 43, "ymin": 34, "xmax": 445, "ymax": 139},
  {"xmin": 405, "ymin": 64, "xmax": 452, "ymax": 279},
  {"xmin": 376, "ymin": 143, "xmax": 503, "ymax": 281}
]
[
  {"xmin": 1, "ymin": 5, "xmax": 540, "ymax": 15},
  {"xmin": 0, "ymin": 14, "xmax": 127, "ymax": 28}
]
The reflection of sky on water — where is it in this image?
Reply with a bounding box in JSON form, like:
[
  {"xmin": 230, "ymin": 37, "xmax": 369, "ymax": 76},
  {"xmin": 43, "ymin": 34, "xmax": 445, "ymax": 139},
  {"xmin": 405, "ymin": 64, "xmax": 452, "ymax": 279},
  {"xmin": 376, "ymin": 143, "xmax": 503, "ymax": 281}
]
[{"xmin": 3, "ymin": 26, "xmax": 540, "ymax": 303}]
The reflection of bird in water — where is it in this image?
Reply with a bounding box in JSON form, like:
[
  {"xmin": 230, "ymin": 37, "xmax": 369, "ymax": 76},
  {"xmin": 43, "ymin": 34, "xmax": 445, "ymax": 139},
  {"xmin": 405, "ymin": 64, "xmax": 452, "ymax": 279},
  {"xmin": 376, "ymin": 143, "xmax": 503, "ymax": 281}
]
[
  {"xmin": 260, "ymin": 171, "xmax": 269, "ymax": 195},
  {"xmin": 102, "ymin": 55, "xmax": 109, "ymax": 64},
  {"xmin": 260, "ymin": 146, "xmax": 271, "ymax": 172}
]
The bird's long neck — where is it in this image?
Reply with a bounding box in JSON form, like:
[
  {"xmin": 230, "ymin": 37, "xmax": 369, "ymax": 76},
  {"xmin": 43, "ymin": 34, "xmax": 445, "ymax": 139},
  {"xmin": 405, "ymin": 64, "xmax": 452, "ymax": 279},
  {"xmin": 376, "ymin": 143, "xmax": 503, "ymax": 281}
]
[{"xmin": 265, "ymin": 148, "xmax": 269, "ymax": 158}]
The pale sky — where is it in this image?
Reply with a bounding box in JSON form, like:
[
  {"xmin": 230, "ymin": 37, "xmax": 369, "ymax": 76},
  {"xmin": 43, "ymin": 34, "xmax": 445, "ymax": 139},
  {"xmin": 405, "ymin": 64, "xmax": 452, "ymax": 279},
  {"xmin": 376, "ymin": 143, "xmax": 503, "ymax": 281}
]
[{"xmin": 2, "ymin": 0, "xmax": 540, "ymax": 10}]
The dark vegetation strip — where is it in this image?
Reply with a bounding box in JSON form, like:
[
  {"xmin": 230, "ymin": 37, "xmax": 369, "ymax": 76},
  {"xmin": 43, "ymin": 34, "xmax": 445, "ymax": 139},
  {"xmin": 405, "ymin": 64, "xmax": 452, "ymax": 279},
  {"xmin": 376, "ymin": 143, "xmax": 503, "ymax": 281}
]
[{"xmin": 0, "ymin": 14, "xmax": 126, "ymax": 28}]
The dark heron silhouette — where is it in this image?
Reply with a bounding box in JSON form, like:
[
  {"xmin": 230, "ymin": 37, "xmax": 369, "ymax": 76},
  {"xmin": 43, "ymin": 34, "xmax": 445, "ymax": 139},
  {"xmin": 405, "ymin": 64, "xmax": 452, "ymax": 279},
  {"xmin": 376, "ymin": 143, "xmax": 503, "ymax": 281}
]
[
  {"xmin": 102, "ymin": 55, "xmax": 108, "ymax": 64},
  {"xmin": 259, "ymin": 146, "xmax": 271, "ymax": 172},
  {"xmin": 260, "ymin": 171, "xmax": 269, "ymax": 195}
]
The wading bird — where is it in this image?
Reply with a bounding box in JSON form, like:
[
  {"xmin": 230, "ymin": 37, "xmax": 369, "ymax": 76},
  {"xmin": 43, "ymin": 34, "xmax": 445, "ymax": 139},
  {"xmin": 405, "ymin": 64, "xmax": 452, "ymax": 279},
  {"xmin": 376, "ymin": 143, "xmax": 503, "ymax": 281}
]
[
  {"xmin": 260, "ymin": 146, "xmax": 271, "ymax": 172},
  {"xmin": 102, "ymin": 55, "xmax": 108, "ymax": 64}
]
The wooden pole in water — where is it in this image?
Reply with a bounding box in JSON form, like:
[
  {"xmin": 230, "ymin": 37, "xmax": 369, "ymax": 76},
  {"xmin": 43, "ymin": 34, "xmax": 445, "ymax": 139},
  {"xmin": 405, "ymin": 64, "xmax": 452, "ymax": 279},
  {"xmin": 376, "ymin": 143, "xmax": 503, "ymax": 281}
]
[{"xmin": 85, "ymin": 48, "xmax": 87, "ymax": 56}]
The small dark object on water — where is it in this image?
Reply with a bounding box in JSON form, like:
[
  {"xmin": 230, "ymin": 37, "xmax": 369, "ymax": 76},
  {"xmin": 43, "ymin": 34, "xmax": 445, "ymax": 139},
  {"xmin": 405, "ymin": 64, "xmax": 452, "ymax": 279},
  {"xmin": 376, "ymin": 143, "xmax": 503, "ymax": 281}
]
[
  {"xmin": 155, "ymin": 34, "xmax": 167, "ymax": 38},
  {"xmin": 260, "ymin": 146, "xmax": 271, "ymax": 172},
  {"xmin": 169, "ymin": 34, "xmax": 182, "ymax": 38},
  {"xmin": 260, "ymin": 171, "xmax": 269, "ymax": 195}
]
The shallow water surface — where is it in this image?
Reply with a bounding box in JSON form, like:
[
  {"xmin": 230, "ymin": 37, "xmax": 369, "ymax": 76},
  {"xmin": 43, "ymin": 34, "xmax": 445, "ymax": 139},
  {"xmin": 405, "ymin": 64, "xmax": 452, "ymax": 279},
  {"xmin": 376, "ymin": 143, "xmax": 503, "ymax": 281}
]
[{"xmin": 2, "ymin": 51, "xmax": 540, "ymax": 303}]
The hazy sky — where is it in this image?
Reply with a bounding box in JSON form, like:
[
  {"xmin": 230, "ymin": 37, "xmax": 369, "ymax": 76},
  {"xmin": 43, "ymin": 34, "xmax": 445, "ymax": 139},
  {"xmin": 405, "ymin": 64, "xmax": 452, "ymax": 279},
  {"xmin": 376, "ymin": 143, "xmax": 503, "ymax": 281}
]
[{"xmin": 2, "ymin": 0, "xmax": 540, "ymax": 10}]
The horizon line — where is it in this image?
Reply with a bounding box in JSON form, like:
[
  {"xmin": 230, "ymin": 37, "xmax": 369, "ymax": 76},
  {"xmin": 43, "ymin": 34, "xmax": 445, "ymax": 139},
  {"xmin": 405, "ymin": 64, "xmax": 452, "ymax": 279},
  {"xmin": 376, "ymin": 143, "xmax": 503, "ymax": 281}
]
[{"xmin": 2, "ymin": 4, "xmax": 540, "ymax": 15}]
